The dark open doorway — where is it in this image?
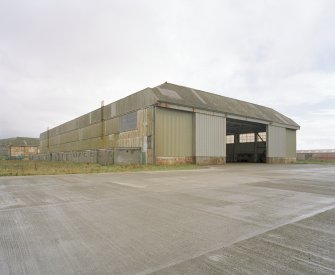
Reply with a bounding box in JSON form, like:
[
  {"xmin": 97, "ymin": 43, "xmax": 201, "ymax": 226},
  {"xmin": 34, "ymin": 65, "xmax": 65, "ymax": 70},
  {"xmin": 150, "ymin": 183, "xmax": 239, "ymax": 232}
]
[{"xmin": 226, "ymin": 118, "xmax": 266, "ymax": 163}]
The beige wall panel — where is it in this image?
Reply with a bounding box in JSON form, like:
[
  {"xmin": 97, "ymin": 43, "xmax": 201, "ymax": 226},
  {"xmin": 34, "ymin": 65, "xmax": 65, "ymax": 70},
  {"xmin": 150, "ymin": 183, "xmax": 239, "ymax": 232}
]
[
  {"xmin": 40, "ymin": 132, "xmax": 47, "ymax": 140},
  {"xmin": 114, "ymin": 88, "xmax": 156, "ymax": 116},
  {"xmin": 40, "ymin": 107, "xmax": 152, "ymax": 154},
  {"xmin": 106, "ymin": 118, "xmax": 119, "ymax": 135},
  {"xmin": 89, "ymin": 109, "xmax": 101, "ymax": 124},
  {"xmin": 103, "ymin": 104, "xmax": 111, "ymax": 120},
  {"xmin": 59, "ymin": 119, "xmax": 77, "ymax": 133},
  {"xmin": 286, "ymin": 129, "xmax": 296, "ymax": 158},
  {"xmin": 195, "ymin": 113, "xmax": 226, "ymax": 157},
  {"xmin": 267, "ymin": 125, "xmax": 286, "ymax": 157},
  {"xmin": 147, "ymin": 107, "xmax": 153, "ymax": 136},
  {"xmin": 59, "ymin": 130, "xmax": 79, "ymax": 144},
  {"xmin": 80, "ymin": 123, "xmax": 102, "ymax": 140},
  {"xmin": 136, "ymin": 109, "xmax": 143, "ymax": 137},
  {"xmin": 78, "ymin": 114, "xmax": 90, "ymax": 128},
  {"xmin": 155, "ymin": 107, "xmax": 193, "ymax": 157}
]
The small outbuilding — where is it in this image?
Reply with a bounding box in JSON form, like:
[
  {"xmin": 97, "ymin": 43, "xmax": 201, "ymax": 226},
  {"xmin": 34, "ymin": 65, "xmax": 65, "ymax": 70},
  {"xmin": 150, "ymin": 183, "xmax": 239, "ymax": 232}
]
[
  {"xmin": 0, "ymin": 137, "xmax": 39, "ymax": 159},
  {"xmin": 297, "ymin": 149, "xmax": 335, "ymax": 161},
  {"xmin": 39, "ymin": 82, "xmax": 299, "ymax": 164}
]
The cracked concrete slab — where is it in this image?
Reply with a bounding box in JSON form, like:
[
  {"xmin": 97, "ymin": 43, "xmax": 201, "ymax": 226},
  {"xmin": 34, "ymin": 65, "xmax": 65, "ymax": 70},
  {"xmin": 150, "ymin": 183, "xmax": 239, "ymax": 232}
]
[{"xmin": 0, "ymin": 164, "xmax": 334, "ymax": 274}]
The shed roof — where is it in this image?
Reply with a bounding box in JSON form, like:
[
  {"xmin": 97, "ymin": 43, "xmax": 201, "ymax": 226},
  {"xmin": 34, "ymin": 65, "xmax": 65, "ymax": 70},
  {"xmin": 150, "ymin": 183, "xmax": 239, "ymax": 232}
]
[{"xmin": 150, "ymin": 82, "xmax": 299, "ymax": 128}]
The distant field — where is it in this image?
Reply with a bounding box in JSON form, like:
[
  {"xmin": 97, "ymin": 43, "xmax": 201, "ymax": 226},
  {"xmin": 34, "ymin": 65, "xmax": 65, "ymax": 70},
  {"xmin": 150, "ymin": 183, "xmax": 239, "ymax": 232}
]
[{"xmin": 0, "ymin": 160, "xmax": 198, "ymax": 177}]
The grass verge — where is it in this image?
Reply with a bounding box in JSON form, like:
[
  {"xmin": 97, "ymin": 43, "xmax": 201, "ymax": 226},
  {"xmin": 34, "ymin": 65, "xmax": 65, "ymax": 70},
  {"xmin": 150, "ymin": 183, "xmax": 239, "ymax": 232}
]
[
  {"xmin": 0, "ymin": 160, "xmax": 199, "ymax": 177},
  {"xmin": 296, "ymin": 160, "xmax": 335, "ymax": 165}
]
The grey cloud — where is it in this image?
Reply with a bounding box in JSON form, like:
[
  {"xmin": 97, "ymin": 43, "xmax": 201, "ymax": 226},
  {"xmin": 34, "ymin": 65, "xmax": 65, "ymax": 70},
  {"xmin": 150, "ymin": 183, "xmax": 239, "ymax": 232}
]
[{"xmin": 0, "ymin": 0, "xmax": 334, "ymax": 148}]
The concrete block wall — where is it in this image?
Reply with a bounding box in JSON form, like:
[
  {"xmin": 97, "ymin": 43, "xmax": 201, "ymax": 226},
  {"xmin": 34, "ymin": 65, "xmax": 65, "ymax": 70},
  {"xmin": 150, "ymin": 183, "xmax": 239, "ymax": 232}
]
[
  {"xmin": 54, "ymin": 151, "xmax": 98, "ymax": 163},
  {"xmin": 97, "ymin": 149, "xmax": 114, "ymax": 165},
  {"xmin": 31, "ymin": 148, "xmax": 142, "ymax": 165},
  {"xmin": 114, "ymin": 149, "xmax": 142, "ymax": 165},
  {"xmin": 267, "ymin": 157, "xmax": 296, "ymax": 164},
  {"xmin": 195, "ymin": 156, "xmax": 225, "ymax": 165},
  {"xmin": 297, "ymin": 152, "xmax": 335, "ymax": 161},
  {"xmin": 155, "ymin": 156, "xmax": 195, "ymax": 165}
]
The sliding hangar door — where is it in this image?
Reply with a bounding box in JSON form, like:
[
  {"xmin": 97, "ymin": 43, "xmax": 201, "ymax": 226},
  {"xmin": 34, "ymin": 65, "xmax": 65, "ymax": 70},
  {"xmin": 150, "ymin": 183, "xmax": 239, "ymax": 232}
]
[
  {"xmin": 226, "ymin": 118, "xmax": 267, "ymax": 163},
  {"xmin": 154, "ymin": 107, "xmax": 296, "ymax": 164},
  {"xmin": 225, "ymin": 118, "xmax": 296, "ymax": 163}
]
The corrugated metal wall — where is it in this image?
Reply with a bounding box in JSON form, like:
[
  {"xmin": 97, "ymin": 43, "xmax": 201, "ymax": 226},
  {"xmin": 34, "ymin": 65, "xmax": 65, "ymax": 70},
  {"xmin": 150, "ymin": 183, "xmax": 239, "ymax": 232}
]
[
  {"xmin": 40, "ymin": 108, "xmax": 153, "ymax": 154},
  {"xmin": 39, "ymin": 88, "xmax": 156, "ymax": 153},
  {"xmin": 267, "ymin": 125, "xmax": 286, "ymax": 157},
  {"xmin": 286, "ymin": 129, "xmax": 296, "ymax": 158},
  {"xmin": 267, "ymin": 125, "xmax": 297, "ymax": 159},
  {"xmin": 195, "ymin": 113, "xmax": 226, "ymax": 157},
  {"xmin": 155, "ymin": 107, "xmax": 193, "ymax": 157}
]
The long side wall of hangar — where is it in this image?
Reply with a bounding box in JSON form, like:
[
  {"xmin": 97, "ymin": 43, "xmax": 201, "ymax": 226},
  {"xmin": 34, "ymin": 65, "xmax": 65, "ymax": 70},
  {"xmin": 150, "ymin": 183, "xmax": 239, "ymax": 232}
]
[
  {"xmin": 38, "ymin": 82, "xmax": 300, "ymax": 165},
  {"xmin": 39, "ymin": 88, "xmax": 157, "ymax": 165}
]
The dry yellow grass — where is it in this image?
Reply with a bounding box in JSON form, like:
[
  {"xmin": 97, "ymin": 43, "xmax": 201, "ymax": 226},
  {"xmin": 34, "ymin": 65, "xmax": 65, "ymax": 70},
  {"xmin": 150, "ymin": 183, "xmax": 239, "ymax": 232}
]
[
  {"xmin": 296, "ymin": 160, "xmax": 335, "ymax": 165},
  {"xmin": 0, "ymin": 160, "xmax": 198, "ymax": 176}
]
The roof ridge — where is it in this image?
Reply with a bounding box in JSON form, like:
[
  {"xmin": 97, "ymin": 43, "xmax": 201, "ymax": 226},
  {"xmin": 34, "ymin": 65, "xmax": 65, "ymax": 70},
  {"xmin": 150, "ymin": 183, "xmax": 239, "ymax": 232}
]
[
  {"xmin": 153, "ymin": 82, "xmax": 299, "ymax": 128},
  {"xmin": 156, "ymin": 82, "xmax": 278, "ymax": 111}
]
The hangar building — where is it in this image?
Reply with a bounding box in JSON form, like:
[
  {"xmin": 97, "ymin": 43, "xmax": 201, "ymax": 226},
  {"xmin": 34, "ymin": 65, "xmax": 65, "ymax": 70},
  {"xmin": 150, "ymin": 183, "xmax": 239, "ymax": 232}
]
[{"xmin": 39, "ymin": 82, "xmax": 299, "ymax": 164}]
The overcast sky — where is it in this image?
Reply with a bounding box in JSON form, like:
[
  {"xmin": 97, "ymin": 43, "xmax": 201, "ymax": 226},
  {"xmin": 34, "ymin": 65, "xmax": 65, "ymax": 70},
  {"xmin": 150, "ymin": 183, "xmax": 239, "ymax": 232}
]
[{"xmin": 1, "ymin": 0, "xmax": 334, "ymax": 149}]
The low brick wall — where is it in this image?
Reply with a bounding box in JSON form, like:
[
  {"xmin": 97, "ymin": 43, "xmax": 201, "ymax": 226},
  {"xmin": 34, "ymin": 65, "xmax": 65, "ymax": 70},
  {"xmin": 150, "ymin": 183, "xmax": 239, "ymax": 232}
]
[
  {"xmin": 55, "ymin": 150, "xmax": 98, "ymax": 163},
  {"xmin": 267, "ymin": 157, "xmax": 296, "ymax": 164},
  {"xmin": 31, "ymin": 148, "xmax": 142, "ymax": 165},
  {"xmin": 114, "ymin": 149, "xmax": 142, "ymax": 165},
  {"xmin": 155, "ymin": 156, "xmax": 194, "ymax": 165},
  {"xmin": 195, "ymin": 156, "xmax": 225, "ymax": 165},
  {"xmin": 297, "ymin": 152, "xmax": 335, "ymax": 161}
]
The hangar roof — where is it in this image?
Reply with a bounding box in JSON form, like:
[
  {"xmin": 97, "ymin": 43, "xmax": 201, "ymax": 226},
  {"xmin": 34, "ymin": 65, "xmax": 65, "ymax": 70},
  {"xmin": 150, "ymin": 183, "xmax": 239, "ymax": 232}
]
[
  {"xmin": 41, "ymin": 82, "xmax": 299, "ymax": 138},
  {"xmin": 150, "ymin": 82, "xmax": 299, "ymax": 128}
]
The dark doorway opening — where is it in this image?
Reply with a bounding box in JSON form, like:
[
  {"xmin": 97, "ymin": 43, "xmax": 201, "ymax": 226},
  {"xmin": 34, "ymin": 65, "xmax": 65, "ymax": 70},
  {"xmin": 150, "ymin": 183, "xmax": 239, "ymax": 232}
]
[{"xmin": 226, "ymin": 118, "xmax": 266, "ymax": 163}]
